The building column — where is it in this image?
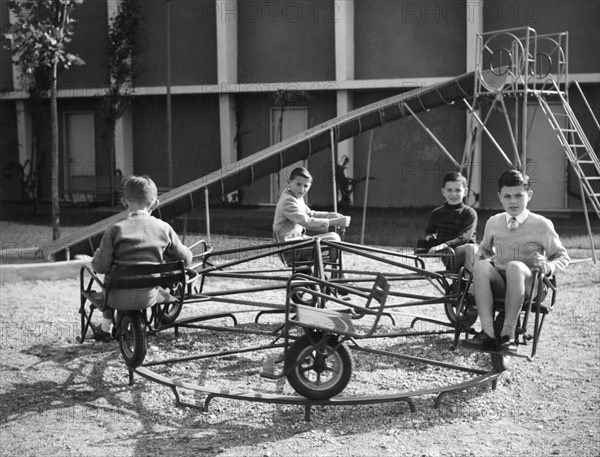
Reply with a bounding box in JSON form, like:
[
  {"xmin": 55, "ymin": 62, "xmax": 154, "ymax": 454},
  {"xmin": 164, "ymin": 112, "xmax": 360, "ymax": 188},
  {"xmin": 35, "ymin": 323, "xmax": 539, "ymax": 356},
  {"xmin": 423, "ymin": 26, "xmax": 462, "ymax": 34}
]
[
  {"xmin": 114, "ymin": 107, "xmax": 134, "ymax": 176},
  {"xmin": 334, "ymin": 0, "xmax": 355, "ymax": 186},
  {"xmin": 216, "ymin": 0, "xmax": 238, "ymax": 168},
  {"xmin": 466, "ymin": 0, "xmax": 483, "ymax": 207}
]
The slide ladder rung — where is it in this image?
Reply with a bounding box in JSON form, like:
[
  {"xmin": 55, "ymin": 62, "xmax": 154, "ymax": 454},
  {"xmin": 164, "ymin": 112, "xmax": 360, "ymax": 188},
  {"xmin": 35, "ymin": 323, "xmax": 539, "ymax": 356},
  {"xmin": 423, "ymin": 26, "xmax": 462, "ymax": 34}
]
[{"xmin": 537, "ymin": 89, "xmax": 600, "ymax": 224}]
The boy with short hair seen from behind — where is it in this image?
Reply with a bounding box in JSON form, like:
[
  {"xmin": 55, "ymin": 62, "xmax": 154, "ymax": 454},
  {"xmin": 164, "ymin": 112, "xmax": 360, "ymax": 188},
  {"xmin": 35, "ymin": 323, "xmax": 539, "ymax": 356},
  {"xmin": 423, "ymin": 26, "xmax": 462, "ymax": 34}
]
[
  {"xmin": 91, "ymin": 175, "xmax": 193, "ymax": 342},
  {"xmin": 469, "ymin": 169, "xmax": 569, "ymax": 353},
  {"xmin": 422, "ymin": 171, "xmax": 478, "ymax": 271}
]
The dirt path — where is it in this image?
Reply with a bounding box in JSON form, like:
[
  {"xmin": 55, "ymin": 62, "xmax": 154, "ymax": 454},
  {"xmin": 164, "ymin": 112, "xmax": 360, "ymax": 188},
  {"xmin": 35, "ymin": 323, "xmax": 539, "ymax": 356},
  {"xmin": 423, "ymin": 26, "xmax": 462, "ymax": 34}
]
[{"xmin": 0, "ymin": 256, "xmax": 598, "ymax": 457}]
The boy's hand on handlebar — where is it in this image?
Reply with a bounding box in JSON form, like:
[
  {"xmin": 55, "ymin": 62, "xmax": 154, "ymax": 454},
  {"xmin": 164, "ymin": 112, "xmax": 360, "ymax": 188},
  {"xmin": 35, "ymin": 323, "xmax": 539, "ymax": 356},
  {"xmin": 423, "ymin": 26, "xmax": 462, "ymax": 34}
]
[
  {"xmin": 531, "ymin": 253, "xmax": 552, "ymax": 275},
  {"xmin": 428, "ymin": 243, "xmax": 448, "ymax": 253},
  {"xmin": 334, "ymin": 216, "xmax": 351, "ymax": 228}
]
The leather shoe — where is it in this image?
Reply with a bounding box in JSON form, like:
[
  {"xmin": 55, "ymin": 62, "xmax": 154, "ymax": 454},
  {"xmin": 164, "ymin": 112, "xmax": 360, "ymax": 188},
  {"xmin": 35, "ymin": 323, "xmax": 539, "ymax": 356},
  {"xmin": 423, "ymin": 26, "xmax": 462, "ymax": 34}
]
[
  {"xmin": 338, "ymin": 291, "xmax": 351, "ymax": 301},
  {"xmin": 467, "ymin": 331, "xmax": 497, "ymax": 351},
  {"xmin": 91, "ymin": 323, "xmax": 112, "ymax": 343},
  {"xmin": 498, "ymin": 335, "xmax": 518, "ymax": 353}
]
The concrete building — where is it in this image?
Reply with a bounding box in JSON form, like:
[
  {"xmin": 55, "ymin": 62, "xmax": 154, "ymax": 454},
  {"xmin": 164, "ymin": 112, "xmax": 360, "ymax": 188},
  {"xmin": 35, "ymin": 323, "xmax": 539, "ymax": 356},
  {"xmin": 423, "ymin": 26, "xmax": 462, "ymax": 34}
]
[{"xmin": 1, "ymin": 0, "xmax": 599, "ymax": 211}]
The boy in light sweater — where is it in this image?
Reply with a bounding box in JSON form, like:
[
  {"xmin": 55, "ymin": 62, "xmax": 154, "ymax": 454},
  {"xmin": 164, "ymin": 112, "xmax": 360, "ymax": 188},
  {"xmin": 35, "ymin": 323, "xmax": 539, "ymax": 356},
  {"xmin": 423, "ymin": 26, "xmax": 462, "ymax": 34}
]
[
  {"xmin": 273, "ymin": 166, "xmax": 350, "ymax": 261},
  {"xmin": 469, "ymin": 169, "xmax": 569, "ymax": 353},
  {"xmin": 91, "ymin": 175, "xmax": 193, "ymax": 342}
]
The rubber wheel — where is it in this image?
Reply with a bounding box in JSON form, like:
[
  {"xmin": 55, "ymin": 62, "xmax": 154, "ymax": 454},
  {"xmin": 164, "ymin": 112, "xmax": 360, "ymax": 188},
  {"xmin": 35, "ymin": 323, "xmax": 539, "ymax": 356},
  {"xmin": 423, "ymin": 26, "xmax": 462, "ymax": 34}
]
[
  {"xmin": 491, "ymin": 311, "xmax": 512, "ymax": 372},
  {"xmin": 445, "ymin": 293, "xmax": 478, "ymax": 329},
  {"xmin": 158, "ymin": 302, "xmax": 183, "ymax": 325},
  {"xmin": 285, "ymin": 333, "xmax": 353, "ymax": 400},
  {"xmin": 118, "ymin": 311, "xmax": 147, "ymax": 368}
]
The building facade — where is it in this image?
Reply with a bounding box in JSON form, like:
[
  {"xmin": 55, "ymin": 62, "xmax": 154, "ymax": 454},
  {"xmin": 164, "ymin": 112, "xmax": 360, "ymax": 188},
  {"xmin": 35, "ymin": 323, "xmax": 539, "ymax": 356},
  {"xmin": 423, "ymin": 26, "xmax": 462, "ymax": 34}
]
[{"xmin": 1, "ymin": 0, "xmax": 599, "ymax": 210}]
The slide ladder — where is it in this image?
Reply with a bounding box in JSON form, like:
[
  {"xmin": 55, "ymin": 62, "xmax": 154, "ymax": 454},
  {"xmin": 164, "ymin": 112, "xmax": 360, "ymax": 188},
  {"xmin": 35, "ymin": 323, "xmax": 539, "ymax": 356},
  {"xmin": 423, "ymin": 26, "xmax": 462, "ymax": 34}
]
[{"xmin": 535, "ymin": 81, "xmax": 600, "ymax": 218}]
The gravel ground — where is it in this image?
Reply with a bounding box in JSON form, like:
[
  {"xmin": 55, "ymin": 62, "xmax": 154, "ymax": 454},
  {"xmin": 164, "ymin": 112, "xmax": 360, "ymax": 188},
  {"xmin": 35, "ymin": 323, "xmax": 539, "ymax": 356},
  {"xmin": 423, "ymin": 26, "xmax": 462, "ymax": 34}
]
[{"xmin": 0, "ymin": 224, "xmax": 599, "ymax": 456}]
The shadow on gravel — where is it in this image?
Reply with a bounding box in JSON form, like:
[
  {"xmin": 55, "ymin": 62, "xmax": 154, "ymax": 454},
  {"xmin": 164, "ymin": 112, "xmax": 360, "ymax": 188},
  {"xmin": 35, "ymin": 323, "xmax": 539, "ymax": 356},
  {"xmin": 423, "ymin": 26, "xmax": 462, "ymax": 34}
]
[
  {"xmin": 1, "ymin": 344, "xmax": 118, "ymax": 425},
  {"xmin": 0, "ymin": 318, "xmax": 499, "ymax": 456}
]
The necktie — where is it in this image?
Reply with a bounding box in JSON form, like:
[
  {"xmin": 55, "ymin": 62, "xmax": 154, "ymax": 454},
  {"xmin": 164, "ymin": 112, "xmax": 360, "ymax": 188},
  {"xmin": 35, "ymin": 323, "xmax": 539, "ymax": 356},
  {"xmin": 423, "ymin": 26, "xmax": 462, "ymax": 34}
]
[{"xmin": 508, "ymin": 217, "xmax": 518, "ymax": 231}]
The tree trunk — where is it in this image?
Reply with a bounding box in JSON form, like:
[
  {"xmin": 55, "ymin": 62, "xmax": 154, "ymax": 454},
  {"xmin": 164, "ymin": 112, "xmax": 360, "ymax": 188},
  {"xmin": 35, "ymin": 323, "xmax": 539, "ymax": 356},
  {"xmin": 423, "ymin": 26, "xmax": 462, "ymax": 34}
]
[
  {"xmin": 109, "ymin": 120, "xmax": 116, "ymax": 207},
  {"xmin": 51, "ymin": 61, "xmax": 60, "ymax": 241}
]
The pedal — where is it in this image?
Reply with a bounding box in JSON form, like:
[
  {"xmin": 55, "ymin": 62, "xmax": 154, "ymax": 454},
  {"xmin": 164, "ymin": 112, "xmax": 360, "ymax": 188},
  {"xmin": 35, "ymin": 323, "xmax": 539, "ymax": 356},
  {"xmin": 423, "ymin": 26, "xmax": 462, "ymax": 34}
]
[
  {"xmin": 459, "ymin": 340, "xmax": 528, "ymax": 359},
  {"xmin": 459, "ymin": 340, "xmax": 496, "ymax": 354}
]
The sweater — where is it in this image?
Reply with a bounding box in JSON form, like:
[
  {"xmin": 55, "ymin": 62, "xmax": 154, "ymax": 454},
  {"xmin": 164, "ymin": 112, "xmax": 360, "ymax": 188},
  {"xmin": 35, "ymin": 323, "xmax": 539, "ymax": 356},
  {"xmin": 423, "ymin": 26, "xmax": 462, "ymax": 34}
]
[
  {"xmin": 92, "ymin": 211, "xmax": 193, "ymax": 275},
  {"xmin": 273, "ymin": 189, "xmax": 332, "ymax": 241},
  {"xmin": 425, "ymin": 202, "xmax": 477, "ymax": 248},
  {"xmin": 477, "ymin": 211, "xmax": 570, "ymax": 275}
]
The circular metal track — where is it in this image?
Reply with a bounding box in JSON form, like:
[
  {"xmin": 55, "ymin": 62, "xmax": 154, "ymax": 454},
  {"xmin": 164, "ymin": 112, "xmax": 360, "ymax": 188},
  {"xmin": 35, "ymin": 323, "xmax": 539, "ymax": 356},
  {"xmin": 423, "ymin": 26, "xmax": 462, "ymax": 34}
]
[{"xmin": 130, "ymin": 342, "xmax": 502, "ymax": 421}]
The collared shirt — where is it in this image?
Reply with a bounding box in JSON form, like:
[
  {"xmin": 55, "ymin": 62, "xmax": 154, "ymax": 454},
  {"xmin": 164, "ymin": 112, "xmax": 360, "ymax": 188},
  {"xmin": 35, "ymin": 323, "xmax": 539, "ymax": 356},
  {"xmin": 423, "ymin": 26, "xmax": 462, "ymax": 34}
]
[
  {"xmin": 505, "ymin": 209, "xmax": 529, "ymax": 229},
  {"xmin": 129, "ymin": 209, "xmax": 151, "ymax": 217}
]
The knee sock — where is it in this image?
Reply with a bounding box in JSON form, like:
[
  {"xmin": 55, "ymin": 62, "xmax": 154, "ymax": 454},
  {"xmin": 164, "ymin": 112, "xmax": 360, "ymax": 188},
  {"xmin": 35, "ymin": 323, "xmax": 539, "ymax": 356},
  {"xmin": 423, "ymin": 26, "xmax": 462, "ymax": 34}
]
[
  {"xmin": 482, "ymin": 321, "xmax": 495, "ymax": 338},
  {"xmin": 101, "ymin": 318, "xmax": 112, "ymax": 333},
  {"xmin": 478, "ymin": 313, "xmax": 495, "ymax": 338},
  {"xmin": 501, "ymin": 311, "xmax": 519, "ymax": 338},
  {"xmin": 501, "ymin": 321, "xmax": 517, "ymax": 339}
]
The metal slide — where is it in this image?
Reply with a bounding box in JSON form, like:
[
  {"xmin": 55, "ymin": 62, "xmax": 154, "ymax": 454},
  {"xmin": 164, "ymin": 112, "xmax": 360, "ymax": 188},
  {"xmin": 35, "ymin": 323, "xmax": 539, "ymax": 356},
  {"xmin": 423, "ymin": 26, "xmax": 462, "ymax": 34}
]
[{"xmin": 41, "ymin": 71, "xmax": 477, "ymax": 261}]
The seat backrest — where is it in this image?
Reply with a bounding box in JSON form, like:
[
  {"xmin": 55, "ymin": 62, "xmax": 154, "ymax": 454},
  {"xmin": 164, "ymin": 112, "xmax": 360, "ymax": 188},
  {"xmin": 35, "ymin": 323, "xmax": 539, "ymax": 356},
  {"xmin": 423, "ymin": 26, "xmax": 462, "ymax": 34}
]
[
  {"xmin": 273, "ymin": 232, "xmax": 292, "ymax": 266},
  {"xmin": 365, "ymin": 274, "xmax": 390, "ymax": 311},
  {"xmin": 108, "ymin": 260, "xmax": 187, "ymax": 291},
  {"xmin": 353, "ymin": 274, "xmax": 390, "ymax": 337},
  {"xmin": 273, "ymin": 232, "xmax": 314, "ymax": 268},
  {"xmin": 534, "ymin": 274, "xmax": 556, "ymax": 309}
]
